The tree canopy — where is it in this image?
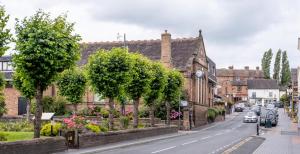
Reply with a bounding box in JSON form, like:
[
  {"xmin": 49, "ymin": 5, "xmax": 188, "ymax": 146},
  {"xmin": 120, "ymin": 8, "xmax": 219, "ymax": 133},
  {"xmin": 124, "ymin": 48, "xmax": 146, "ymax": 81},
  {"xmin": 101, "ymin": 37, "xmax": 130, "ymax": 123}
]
[
  {"xmin": 273, "ymin": 49, "xmax": 281, "ymax": 82},
  {"xmin": 0, "ymin": 6, "xmax": 12, "ymax": 56},
  {"xmin": 261, "ymin": 49, "xmax": 273, "ymax": 79},
  {"xmin": 281, "ymin": 51, "xmax": 291, "ymax": 86}
]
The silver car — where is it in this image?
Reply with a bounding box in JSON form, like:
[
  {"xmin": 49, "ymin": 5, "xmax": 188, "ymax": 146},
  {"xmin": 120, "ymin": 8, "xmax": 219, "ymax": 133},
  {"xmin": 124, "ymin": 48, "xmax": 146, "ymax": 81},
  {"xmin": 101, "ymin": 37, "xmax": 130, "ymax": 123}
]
[{"xmin": 243, "ymin": 111, "xmax": 258, "ymax": 123}]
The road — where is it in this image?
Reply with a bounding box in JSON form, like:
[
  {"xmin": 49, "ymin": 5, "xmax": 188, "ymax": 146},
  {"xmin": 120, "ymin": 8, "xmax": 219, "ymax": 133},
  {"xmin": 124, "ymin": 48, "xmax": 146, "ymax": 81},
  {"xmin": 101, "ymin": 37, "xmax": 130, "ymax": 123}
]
[{"xmin": 93, "ymin": 111, "xmax": 258, "ymax": 154}]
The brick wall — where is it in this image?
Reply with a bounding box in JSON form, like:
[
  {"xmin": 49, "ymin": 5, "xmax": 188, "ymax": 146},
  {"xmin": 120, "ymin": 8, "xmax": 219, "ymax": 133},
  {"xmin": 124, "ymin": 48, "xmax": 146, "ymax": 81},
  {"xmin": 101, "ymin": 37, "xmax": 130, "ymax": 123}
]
[
  {"xmin": 0, "ymin": 137, "xmax": 67, "ymax": 154},
  {"xmin": 4, "ymin": 87, "xmax": 20, "ymax": 116},
  {"xmin": 78, "ymin": 126, "xmax": 178, "ymax": 148},
  {"xmin": 194, "ymin": 105, "xmax": 208, "ymax": 127}
]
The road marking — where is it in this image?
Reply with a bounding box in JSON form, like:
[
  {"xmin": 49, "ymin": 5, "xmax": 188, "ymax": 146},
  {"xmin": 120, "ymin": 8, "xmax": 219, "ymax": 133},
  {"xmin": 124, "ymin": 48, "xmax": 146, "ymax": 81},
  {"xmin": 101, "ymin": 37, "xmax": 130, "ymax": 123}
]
[
  {"xmin": 181, "ymin": 140, "xmax": 198, "ymax": 146},
  {"xmin": 222, "ymin": 137, "xmax": 252, "ymax": 154},
  {"xmin": 201, "ymin": 136, "xmax": 211, "ymax": 140},
  {"xmin": 215, "ymin": 133, "xmax": 223, "ymax": 136},
  {"xmin": 151, "ymin": 146, "xmax": 176, "ymax": 154}
]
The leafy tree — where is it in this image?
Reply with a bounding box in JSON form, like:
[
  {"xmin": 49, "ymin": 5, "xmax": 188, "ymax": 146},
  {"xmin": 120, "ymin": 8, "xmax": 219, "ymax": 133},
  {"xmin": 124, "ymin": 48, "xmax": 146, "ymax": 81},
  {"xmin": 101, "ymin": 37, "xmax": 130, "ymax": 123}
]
[
  {"xmin": 127, "ymin": 53, "xmax": 152, "ymax": 128},
  {"xmin": 163, "ymin": 70, "xmax": 183, "ymax": 125},
  {"xmin": 273, "ymin": 49, "xmax": 281, "ymax": 82},
  {"xmin": 0, "ymin": 6, "xmax": 12, "ymax": 56},
  {"xmin": 13, "ymin": 11, "xmax": 81, "ymax": 138},
  {"xmin": 281, "ymin": 51, "xmax": 291, "ymax": 86},
  {"xmin": 261, "ymin": 49, "xmax": 273, "ymax": 79},
  {"xmin": 117, "ymin": 94, "xmax": 128, "ymax": 116},
  {"xmin": 13, "ymin": 72, "xmax": 35, "ymax": 121},
  {"xmin": 144, "ymin": 62, "xmax": 167, "ymax": 126},
  {"xmin": 0, "ymin": 73, "xmax": 6, "ymax": 117},
  {"xmin": 57, "ymin": 68, "xmax": 86, "ymax": 112},
  {"xmin": 87, "ymin": 48, "xmax": 132, "ymax": 130}
]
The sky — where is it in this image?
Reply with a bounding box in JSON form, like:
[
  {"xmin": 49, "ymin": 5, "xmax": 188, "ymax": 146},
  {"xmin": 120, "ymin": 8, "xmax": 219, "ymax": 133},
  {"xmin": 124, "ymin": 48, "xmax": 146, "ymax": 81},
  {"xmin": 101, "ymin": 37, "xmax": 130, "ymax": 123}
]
[{"xmin": 1, "ymin": 0, "xmax": 300, "ymax": 69}]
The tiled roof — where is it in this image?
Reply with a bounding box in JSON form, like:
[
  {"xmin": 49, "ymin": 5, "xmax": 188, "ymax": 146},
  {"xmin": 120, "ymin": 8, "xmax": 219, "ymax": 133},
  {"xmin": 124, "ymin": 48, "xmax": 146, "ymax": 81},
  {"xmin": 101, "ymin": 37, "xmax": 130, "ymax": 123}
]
[
  {"xmin": 231, "ymin": 80, "xmax": 247, "ymax": 86},
  {"xmin": 247, "ymin": 79, "xmax": 279, "ymax": 89},
  {"xmin": 79, "ymin": 37, "xmax": 205, "ymax": 71},
  {"xmin": 216, "ymin": 68, "xmax": 264, "ymax": 78}
]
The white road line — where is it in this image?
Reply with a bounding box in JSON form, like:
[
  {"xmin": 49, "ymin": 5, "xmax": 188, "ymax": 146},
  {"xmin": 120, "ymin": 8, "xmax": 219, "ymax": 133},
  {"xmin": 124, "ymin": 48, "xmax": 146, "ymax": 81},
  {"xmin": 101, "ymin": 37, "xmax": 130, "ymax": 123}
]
[
  {"xmin": 215, "ymin": 133, "xmax": 223, "ymax": 136},
  {"xmin": 201, "ymin": 136, "xmax": 211, "ymax": 140},
  {"xmin": 181, "ymin": 140, "xmax": 198, "ymax": 146},
  {"xmin": 151, "ymin": 146, "xmax": 177, "ymax": 154}
]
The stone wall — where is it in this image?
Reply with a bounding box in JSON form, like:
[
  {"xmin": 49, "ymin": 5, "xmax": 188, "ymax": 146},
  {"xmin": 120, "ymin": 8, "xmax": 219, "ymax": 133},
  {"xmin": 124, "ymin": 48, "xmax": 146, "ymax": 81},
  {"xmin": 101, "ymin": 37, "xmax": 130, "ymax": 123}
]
[
  {"xmin": 215, "ymin": 115, "xmax": 225, "ymax": 122},
  {"xmin": 78, "ymin": 126, "xmax": 178, "ymax": 148},
  {"xmin": 0, "ymin": 137, "xmax": 67, "ymax": 154},
  {"xmin": 194, "ymin": 105, "xmax": 208, "ymax": 127}
]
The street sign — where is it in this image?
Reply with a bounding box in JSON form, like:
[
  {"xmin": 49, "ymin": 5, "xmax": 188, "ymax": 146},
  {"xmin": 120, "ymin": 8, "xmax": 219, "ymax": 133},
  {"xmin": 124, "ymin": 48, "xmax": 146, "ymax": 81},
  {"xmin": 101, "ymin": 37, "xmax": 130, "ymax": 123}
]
[
  {"xmin": 180, "ymin": 100, "xmax": 188, "ymax": 107},
  {"xmin": 41, "ymin": 113, "xmax": 55, "ymax": 120}
]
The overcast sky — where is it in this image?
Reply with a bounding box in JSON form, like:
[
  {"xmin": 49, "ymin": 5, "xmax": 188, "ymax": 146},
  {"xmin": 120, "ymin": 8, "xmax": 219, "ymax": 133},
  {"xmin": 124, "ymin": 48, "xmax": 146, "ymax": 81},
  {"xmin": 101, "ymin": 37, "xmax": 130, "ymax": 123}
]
[{"xmin": 1, "ymin": 0, "xmax": 300, "ymax": 69}]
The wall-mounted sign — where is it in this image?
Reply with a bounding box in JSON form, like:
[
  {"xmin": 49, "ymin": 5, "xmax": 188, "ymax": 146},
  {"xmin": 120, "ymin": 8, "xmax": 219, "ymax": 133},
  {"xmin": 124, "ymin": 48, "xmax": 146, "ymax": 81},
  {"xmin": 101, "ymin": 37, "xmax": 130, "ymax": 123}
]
[{"xmin": 180, "ymin": 100, "xmax": 188, "ymax": 107}]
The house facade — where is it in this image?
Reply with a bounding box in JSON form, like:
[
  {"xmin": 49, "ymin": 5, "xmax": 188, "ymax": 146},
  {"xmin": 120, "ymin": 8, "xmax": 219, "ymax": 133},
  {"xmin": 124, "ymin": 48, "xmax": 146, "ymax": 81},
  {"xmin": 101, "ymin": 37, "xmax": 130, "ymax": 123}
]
[
  {"xmin": 216, "ymin": 66, "xmax": 264, "ymax": 103},
  {"xmin": 80, "ymin": 30, "xmax": 216, "ymax": 127},
  {"xmin": 248, "ymin": 79, "xmax": 280, "ymax": 106}
]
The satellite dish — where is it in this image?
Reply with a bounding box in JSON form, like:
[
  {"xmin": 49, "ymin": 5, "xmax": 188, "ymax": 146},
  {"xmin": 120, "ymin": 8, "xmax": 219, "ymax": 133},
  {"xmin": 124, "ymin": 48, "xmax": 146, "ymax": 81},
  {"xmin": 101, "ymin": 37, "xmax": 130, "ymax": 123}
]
[{"xmin": 195, "ymin": 70, "xmax": 204, "ymax": 78}]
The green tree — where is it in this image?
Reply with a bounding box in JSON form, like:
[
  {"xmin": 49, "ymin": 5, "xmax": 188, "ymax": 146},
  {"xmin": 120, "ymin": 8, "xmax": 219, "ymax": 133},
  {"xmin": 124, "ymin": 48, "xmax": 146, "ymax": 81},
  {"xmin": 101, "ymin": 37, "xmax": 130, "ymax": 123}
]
[
  {"xmin": 57, "ymin": 68, "xmax": 86, "ymax": 112},
  {"xmin": 13, "ymin": 72, "xmax": 35, "ymax": 121},
  {"xmin": 261, "ymin": 49, "xmax": 273, "ymax": 79},
  {"xmin": 163, "ymin": 70, "xmax": 183, "ymax": 125},
  {"xmin": 281, "ymin": 51, "xmax": 291, "ymax": 86},
  {"xmin": 13, "ymin": 11, "xmax": 81, "ymax": 138},
  {"xmin": 0, "ymin": 73, "xmax": 6, "ymax": 117},
  {"xmin": 144, "ymin": 62, "xmax": 167, "ymax": 126},
  {"xmin": 0, "ymin": 6, "xmax": 12, "ymax": 56},
  {"xmin": 273, "ymin": 49, "xmax": 281, "ymax": 81},
  {"xmin": 127, "ymin": 53, "xmax": 152, "ymax": 128},
  {"xmin": 87, "ymin": 48, "xmax": 132, "ymax": 130}
]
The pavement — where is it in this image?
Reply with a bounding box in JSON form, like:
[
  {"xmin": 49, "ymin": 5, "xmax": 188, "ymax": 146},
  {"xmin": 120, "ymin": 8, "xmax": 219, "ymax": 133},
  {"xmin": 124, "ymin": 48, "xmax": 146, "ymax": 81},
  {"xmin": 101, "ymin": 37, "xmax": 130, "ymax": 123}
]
[
  {"xmin": 252, "ymin": 108, "xmax": 300, "ymax": 154},
  {"xmin": 62, "ymin": 111, "xmax": 257, "ymax": 154}
]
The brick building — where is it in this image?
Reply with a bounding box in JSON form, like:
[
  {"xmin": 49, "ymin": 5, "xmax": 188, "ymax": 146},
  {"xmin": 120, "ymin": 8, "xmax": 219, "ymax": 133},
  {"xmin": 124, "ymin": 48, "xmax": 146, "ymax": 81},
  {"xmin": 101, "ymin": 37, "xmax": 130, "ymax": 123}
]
[
  {"xmin": 216, "ymin": 66, "xmax": 264, "ymax": 103},
  {"xmin": 79, "ymin": 30, "xmax": 217, "ymax": 127}
]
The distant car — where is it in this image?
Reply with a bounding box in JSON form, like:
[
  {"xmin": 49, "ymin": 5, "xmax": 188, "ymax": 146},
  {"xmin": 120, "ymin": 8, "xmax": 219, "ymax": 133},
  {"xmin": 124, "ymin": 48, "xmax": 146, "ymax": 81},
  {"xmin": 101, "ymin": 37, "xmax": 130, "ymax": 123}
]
[
  {"xmin": 259, "ymin": 107, "xmax": 278, "ymax": 126},
  {"xmin": 243, "ymin": 111, "xmax": 258, "ymax": 123},
  {"xmin": 274, "ymin": 101, "xmax": 284, "ymax": 108},
  {"xmin": 234, "ymin": 103, "xmax": 244, "ymax": 112},
  {"xmin": 251, "ymin": 105, "xmax": 261, "ymax": 116}
]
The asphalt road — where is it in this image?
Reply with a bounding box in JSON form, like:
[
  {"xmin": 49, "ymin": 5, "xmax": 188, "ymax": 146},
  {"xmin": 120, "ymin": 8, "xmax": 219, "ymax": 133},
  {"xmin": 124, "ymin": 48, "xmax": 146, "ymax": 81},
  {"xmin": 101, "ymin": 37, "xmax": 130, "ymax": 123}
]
[{"xmin": 93, "ymin": 111, "xmax": 258, "ymax": 154}]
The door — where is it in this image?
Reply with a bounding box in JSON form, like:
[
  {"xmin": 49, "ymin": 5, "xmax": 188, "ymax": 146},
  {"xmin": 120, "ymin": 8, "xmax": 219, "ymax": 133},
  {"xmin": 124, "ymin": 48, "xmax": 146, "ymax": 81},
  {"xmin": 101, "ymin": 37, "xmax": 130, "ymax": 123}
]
[{"xmin": 18, "ymin": 97, "xmax": 27, "ymax": 115}]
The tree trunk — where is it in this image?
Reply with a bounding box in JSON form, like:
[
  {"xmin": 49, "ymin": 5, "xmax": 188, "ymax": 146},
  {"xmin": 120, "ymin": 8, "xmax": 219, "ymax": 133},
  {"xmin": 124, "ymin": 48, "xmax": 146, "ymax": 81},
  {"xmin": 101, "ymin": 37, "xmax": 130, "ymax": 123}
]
[
  {"xmin": 73, "ymin": 104, "xmax": 78, "ymax": 114},
  {"xmin": 133, "ymin": 98, "xmax": 140, "ymax": 128},
  {"xmin": 26, "ymin": 99, "xmax": 31, "ymax": 121},
  {"xmin": 166, "ymin": 101, "xmax": 171, "ymax": 125},
  {"xmin": 121, "ymin": 103, "xmax": 125, "ymax": 116},
  {"xmin": 108, "ymin": 98, "xmax": 114, "ymax": 130},
  {"xmin": 34, "ymin": 85, "xmax": 43, "ymax": 138},
  {"xmin": 150, "ymin": 103, "xmax": 155, "ymax": 127}
]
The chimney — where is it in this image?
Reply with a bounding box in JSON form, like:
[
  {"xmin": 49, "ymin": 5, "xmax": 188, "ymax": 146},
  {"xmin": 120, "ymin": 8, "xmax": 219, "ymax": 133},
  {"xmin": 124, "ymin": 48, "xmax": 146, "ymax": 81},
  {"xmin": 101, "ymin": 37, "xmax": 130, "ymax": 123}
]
[
  {"xmin": 228, "ymin": 66, "xmax": 234, "ymax": 69},
  {"xmin": 244, "ymin": 66, "xmax": 249, "ymax": 70},
  {"xmin": 161, "ymin": 30, "xmax": 172, "ymax": 68},
  {"xmin": 256, "ymin": 66, "xmax": 259, "ymax": 70}
]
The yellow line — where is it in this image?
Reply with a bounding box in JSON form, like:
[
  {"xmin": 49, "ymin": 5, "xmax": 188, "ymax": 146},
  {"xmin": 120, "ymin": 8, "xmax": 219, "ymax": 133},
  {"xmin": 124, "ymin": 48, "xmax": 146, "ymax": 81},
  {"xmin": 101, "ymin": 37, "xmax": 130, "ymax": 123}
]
[{"xmin": 222, "ymin": 137, "xmax": 253, "ymax": 154}]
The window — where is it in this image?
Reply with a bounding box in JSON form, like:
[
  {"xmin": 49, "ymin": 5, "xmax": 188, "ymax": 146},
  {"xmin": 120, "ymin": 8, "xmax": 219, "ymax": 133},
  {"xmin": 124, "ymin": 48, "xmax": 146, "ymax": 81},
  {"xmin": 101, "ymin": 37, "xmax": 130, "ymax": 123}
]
[
  {"xmin": 252, "ymin": 92, "xmax": 256, "ymax": 98},
  {"xmin": 237, "ymin": 86, "xmax": 242, "ymax": 92},
  {"xmin": 93, "ymin": 93, "xmax": 105, "ymax": 104},
  {"xmin": 2, "ymin": 62, "xmax": 7, "ymax": 71},
  {"xmin": 0, "ymin": 62, "xmax": 2, "ymax": 70},
  {"xmin": 235, "ymin": 76, "xmax": 240, "ymax": 81},
  {"xmin": 7, "ymin": 62, "xmax": 12, "ymax": 71},
  {"xmin": 269, "ymin": 92, "xmax": 273, "ymax": 97}
]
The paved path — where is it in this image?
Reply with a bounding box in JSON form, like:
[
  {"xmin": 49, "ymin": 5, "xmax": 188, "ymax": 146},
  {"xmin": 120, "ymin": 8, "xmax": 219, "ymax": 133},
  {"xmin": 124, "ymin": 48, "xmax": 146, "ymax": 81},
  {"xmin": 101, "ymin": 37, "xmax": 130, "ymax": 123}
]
[
  {"xmin": 253, "ymin": 108, "xmax": 300, "ymax": 154},
  {"xmin": 65, "ymin": 111, "xmax": 257, "ymax": 154}
]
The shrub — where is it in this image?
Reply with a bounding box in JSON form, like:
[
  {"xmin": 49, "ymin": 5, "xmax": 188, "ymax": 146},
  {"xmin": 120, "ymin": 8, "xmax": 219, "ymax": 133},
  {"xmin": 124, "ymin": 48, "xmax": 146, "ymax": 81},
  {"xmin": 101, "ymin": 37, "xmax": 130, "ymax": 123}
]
[
  {"xmin": 100, "ymin": 108, "xmax": 109, "ymax": 118},
  {"xmin": 0, "ymin": 95, "xmax": 6, "ymax": 117},
  {"xmin": 138, "ymin": 123, "xmax": 145, "ymax": 129},
  {"xmin": 42, "ymin": 96, "xmax": 56, "ymax": 112},
  {"xmin": 101, "ymin": 119, "xmax": 109, "ymax": 130},
  {"xmin": 100, "ymin": 126, "xmax": 108, "ymax": 132},
  {"xmin": 62, "ymin": 115, "xmax": 87, "ymax": 130},
  {"xmin": 207, "ymin": 108, "xmax": 216, "ymax": 122},
  {"xmin": 85, "ymin": 123, "xmax": 100, "ymax": 133},
  {"xmin": 119, "ymin": 116, "xmax": 129, "ymax": 129},
  {"xmin": 0, "ymin": 132, "xmax": 7, "ymax": 141},
  {"xmin": 113, "ymin": 109, "xmax": 121, "ymax": 118},
  {"xmin": 0, "ymin": 121, "xmax": 33, "ymax": 132},
  {"xmin": 138, "ymin": 106, "xmax": 149, "ymax": 118},
  {"xmin": 41, "ymin": 122, "xmax": 62, "ymax": 136},
  {"xmin": 31, "ymin": 96, "xmax": 67, "ymax": 115},
  {"xmin": 54, "ymin": 96, "xmax": 67, "ymax": 115}
]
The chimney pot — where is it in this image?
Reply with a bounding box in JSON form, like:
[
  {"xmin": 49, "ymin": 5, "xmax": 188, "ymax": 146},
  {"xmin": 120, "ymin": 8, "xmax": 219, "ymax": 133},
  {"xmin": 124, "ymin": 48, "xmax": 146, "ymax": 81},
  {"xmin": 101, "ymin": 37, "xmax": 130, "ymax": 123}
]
[
  {"xmin": 245, "ymin": 66, "xmax": 249, "ymax": 70},
  {"xmin": 256, "ymin": 66, "xmax": 259, "ymax": 70},
  {"xmin": 228, "ymin": 66, "xmax": 234, "ymax": 69}
]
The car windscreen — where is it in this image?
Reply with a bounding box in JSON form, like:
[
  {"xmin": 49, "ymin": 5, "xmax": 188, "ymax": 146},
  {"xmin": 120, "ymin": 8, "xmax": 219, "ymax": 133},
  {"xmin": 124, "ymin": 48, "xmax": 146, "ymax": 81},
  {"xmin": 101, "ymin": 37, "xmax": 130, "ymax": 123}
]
[{"xmin": 246, "ymin": 112, "xmax": 255, "ymax": 116}]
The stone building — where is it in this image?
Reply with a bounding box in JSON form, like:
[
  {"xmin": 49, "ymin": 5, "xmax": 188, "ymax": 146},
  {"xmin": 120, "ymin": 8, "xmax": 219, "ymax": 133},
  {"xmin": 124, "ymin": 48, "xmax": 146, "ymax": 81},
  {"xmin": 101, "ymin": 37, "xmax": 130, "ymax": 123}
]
[
  {"xmin": 79, "ymin": 30, "xmax": 217, "ymax": 127},
  {"xmin": 216, "ymin": 66, "xmax": 264, "ymax": 103}
]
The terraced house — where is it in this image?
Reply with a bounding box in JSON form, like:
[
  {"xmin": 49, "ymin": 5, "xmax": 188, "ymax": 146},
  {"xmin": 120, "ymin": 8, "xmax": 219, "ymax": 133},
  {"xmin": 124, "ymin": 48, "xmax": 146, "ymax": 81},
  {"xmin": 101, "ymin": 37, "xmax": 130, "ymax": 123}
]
[{"xmin": 79, "ymin": 30, "xmax": 217, "ymax": 127}]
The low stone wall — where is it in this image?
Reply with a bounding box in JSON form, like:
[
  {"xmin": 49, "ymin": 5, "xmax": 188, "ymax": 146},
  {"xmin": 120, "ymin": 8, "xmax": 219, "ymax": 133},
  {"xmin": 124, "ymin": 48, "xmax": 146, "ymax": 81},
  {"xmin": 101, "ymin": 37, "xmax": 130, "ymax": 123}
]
[
  {"xmin": 78, "ymin": 125, "xmax": 178, "ymax": 148},
  {"xmin": 0, "ymin": 137, "xmax": 67, "ymax": 154},
  {"xmin": 215, "ymin": 115, "xmax": 225, "ymax": 122}
]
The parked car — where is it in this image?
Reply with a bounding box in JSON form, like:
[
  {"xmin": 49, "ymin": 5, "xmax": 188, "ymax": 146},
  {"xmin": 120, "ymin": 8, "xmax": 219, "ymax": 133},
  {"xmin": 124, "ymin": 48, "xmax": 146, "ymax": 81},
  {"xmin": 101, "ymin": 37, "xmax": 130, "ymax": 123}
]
[
  {"xmin": 243, "ymin": 111, "xmax": 258, "ymax": 123},
  {"xmin": 274, "ymin": 101, "xmax": 284, "ymax": 108},
  {"xmin": 259, "ymin": 107, "xmax": 278, "ymax": 126},
  {"xmin": 251, "ymin": 105, "xmax": 261, "ymax": 116},
  {"xmin": 234, "ymin": 103, "xmax": 244, "ymax": 112}
]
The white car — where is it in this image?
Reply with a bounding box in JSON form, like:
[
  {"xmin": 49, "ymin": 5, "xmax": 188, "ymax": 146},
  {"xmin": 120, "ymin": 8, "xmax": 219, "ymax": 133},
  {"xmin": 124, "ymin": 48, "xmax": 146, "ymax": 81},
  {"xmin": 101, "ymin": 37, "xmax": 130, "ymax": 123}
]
[{"xmin": 243, "ymin": 111, "xmax": 258, "ymax": 123}]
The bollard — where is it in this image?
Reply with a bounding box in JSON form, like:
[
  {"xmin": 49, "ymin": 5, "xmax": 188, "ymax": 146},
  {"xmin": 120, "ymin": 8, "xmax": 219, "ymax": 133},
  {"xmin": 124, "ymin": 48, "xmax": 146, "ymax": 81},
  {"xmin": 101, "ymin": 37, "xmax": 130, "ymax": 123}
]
[{"xmin": 257, "ymin": 124, "xmax": 259, "ymax": 136}]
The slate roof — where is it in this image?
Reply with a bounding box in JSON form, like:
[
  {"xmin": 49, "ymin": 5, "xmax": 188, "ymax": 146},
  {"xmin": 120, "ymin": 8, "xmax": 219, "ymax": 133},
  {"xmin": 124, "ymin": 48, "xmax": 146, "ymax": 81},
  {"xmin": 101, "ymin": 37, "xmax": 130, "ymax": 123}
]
[
  {"xmin": 79, "ymin": 37, "xmax": 205, "ymax": 71},
  {"xmin": 216, "ymin": 68, "xmax": 264, "ymax": 78},
  {"xmin": 231, "ymin": 80, "xmax": 247, "ymax": 86},
  {"xmin": 0, "ymin": 56, "xmax": 12, "ymax": 62},
  {"xmin": 247, "ymin": 79, "xmax": 279, "ymax": 89}
]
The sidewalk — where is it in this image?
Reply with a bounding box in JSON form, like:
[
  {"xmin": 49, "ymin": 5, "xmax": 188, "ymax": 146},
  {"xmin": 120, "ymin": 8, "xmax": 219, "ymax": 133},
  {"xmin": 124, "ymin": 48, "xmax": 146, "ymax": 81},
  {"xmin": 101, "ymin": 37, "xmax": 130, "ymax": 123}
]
[{"xmin": 254, "ymin": 108, "xmax": 300, "ymax": 154}]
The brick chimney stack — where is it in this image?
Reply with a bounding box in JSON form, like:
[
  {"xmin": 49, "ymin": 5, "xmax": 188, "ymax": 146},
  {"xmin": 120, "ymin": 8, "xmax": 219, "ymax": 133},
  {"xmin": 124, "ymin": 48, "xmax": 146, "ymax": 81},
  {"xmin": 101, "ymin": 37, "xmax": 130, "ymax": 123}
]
[
  {"xmin": 256, "ymin": 66, "xmax": 259, "ymax": 70},
  {"xmin": 244, "ymin": 66, "xmax": 249, "ymax": 70},
  {"xmin": 228, "ymin": 66, "xmax": 234, "ymax": 69},
  {"xmin": 161, "ymin": 30, "xmax": 172, "ymax": 68}
]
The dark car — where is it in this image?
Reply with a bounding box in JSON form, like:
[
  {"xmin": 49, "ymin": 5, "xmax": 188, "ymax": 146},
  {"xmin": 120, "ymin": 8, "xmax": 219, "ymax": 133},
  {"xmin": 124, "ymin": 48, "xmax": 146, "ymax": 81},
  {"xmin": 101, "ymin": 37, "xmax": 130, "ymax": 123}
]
[
  {"xmin": 259, "ymin": 107, "xmax": 278, "ymax": 126},
  {"xmin": 274, "ymin": 101, "xmax": 284, "ymax": 108},
  {"xmin": 234, "ymin": 103, "xmax": 244, "ymax": 112},
  {"xmin": 251, "ymin": 105, "xmax": 261, "ymax": 116}
]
